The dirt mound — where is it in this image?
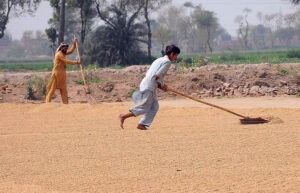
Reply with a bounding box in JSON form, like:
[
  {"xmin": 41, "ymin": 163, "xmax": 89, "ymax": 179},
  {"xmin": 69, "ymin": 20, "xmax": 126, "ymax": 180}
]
[{"xmin": 0, "ymin": 63, "xmax": 299, "ymax": 104}]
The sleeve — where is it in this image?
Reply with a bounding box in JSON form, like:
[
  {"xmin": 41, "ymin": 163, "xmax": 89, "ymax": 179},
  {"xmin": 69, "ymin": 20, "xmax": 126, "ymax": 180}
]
[
  {"xmin": 66, "ymin": 43, "xmax": 76, "ymax": 55},
  {"xmin": 57, "ymin": 53, "xmax": 78, "ymax": 65},
  {"xmin": 156, "ymin": 61, "xmax": 171, "ymax": 86}
]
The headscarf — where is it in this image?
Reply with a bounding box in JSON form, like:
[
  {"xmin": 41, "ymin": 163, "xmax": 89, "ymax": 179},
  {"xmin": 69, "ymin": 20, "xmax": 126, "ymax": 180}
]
[{"xmin": 56, "ymin": 42, "xmax": 69, "ymax": 53}]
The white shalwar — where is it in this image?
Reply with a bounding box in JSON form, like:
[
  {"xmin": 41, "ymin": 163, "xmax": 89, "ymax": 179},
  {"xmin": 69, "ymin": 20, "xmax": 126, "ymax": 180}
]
[{"xmin": 130, "ymin": 55, "xmax": 171, "ymax": 127}]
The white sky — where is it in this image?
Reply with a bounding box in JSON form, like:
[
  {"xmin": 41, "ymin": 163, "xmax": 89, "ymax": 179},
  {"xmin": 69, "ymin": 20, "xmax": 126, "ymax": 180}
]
[{"xmin": 6, "ymin": 0, "xmax": 299, "ymax": 40}]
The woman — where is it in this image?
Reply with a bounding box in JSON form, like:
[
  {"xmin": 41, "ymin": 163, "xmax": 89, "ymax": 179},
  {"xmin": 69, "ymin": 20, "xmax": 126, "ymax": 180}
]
[{"xmin": 119, "ymin": 45, "xmax": 180, "ymax": 130}]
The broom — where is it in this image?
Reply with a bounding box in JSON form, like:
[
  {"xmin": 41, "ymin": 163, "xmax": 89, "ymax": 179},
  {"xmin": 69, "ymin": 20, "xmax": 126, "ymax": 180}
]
[{"xmin": 167, "ymin": 87, "xmax": 268, "ymax": 124}]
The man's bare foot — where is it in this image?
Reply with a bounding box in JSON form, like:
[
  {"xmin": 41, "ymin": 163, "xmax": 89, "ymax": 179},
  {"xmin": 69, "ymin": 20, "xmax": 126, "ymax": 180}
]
[
  {"xmin": 119, "ymin": 112, "xmax": 134, "ymax": 129},
  {"xmin": 137, "ymin": 124, "xmax": 147, "ymax": 130},
  {"xmin": 119, "ymin": 114, "xmax": 125, "ymax": 129}
]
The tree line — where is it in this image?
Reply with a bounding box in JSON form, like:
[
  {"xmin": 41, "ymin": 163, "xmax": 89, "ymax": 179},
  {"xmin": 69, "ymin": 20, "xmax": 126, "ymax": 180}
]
[{"xmin": 0, "ymin": 0, "xmax": 300, "ymax": 66}]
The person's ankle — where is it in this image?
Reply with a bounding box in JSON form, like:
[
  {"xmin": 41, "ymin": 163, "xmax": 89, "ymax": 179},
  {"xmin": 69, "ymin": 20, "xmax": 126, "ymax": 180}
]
[{"xmin": 137, "ymin": 124, "xmax": 147, "ymax": 130}]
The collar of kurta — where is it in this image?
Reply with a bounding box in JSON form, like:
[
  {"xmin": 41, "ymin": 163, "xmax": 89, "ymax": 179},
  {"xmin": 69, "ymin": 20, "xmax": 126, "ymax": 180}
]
[{"xmin": 164, "ymin": 55, "xmax": 171, "ymax": 62}]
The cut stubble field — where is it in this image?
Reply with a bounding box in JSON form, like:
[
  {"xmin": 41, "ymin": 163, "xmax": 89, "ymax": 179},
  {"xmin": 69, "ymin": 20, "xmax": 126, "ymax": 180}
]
[{"xmin": 1, "ymin": 97, "xmax": 300, "ymax": 192}]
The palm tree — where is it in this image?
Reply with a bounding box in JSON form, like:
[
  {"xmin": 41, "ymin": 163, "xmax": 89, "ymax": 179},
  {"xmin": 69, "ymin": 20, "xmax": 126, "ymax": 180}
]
[{"xmin": 84, "ymin": 0, "xmax": 147, "ymax": 66}]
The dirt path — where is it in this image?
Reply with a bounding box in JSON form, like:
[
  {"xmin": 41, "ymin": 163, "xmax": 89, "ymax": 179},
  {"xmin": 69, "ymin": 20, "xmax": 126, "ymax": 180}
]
[{"xmin": 1, "ymin": 98, "xmax": 300, "ymax": 192}]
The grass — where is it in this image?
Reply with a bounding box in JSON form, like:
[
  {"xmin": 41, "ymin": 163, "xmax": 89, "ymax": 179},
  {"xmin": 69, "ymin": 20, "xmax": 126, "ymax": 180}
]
[
  {"xmin": 296, "ymin": 92, "xmax": 300, "ymax": 98},
  {"xmin": 0, "ymin": 57, "xmax": 52, "ymax": 64},
  {"xmin": 126, "ymin": 88, "xmax": 136, "ymax": 98},
  {"xmin": 25, "ymin": 76, "xmax": 48, "ymax": 100},
  {"xmin": 75, "ymin": 80, "xmax": 84, "ymax": 85},
  {"xmin": 176, "ymin": 48, "xmax": 300, "ymax": 66},
  {"xmin": 0, "ymin": 63, "xmax": 82, "ymax": 72},
  {"xmin": 2, "ymin": 48, "xmax": 300, "ymax": 72}
]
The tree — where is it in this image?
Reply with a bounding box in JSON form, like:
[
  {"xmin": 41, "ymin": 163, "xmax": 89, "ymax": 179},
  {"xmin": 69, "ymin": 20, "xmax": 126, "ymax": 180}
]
[
  {"xmin": 235, "ymin": 8, "xmax": 252, "ymax": 50},
  {"xmin": 291, "ymin": 0, "xmax": 300, "ymax": 4},
  {"xmin": 21, "ymin": 30, "xmax": 34, "ymax": 42},
  {"xmin": 67, "ymin": 0, "xmax": 96, "ymax": 44},
  {"xmin": 48, "ymin": 0, "xmax": 80, "ymax": 43},
  {"xmin": 153, "ymin": 25, "xmax": 172, "ymax": 54},
  {"xmin": 85, "ymin": 0, "xmax": 147, "ymax": 66},
  {"xmin": 249, "ymin": 24, "xmax": 267, "ymax": 49},
  {"xmin": 45, "ymin": 27, "xmax": 58, "ymax": 56},
  {"xmin": 142, "ymin": 0, "xmax": 171, "ymax": 59},
  {"xmin": 58, "ymin": 0, "xmax": 66, "ymax": 44},
  {"xmin": 264, "ymin": 13, "xmax": 278, "ymax": 48},
  {"xmin": 0, "ymin": 0, "xmax": 41, "ymax": 39},
  {"xmin": 192, "ymin": 7, "xmax": 219, "ymax": 52},
  {"xmin": 157, "ymin": 6, "xmax": 188, "ymax": 46}
]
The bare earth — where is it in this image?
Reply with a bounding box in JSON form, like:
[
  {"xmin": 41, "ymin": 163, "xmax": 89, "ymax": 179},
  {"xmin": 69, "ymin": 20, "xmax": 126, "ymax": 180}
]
[{"xmin": 1, "ymin": 97, "xmax": 300, "ymax": 192}]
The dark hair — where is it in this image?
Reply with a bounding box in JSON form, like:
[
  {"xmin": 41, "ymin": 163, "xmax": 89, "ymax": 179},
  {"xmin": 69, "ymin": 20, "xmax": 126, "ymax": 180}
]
[{"xmin": 165, "ymin": 45, "xmax": 180, "ymax": 56}]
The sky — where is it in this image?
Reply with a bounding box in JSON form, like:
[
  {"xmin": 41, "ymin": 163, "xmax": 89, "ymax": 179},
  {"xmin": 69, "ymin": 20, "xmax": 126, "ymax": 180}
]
[{"xmin": 6, "ymin": 0, "xmax": 299, "ymax": 40}]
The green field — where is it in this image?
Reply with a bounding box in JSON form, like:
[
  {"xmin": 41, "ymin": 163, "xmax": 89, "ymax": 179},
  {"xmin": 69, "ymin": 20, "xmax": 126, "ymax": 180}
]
[
  {"xmin": 176, "ymin": 49, "xmax": 300, "ymax": 67},
  {"xmin": 1, "ymin": 49, "xmax": 300, "ymax": 71}
]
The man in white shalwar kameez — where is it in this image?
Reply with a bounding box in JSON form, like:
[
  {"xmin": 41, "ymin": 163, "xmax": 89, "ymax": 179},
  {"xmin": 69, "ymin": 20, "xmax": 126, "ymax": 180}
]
[{"xmin": 119, "ymin": 45, "xmax": 180, "ymax": 130}]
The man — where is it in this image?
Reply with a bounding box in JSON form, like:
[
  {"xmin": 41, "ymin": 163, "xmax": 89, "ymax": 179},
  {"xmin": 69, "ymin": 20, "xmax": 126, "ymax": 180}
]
[
  {"xmin": 119, "ymin": 45, "xmax": 180, "ymax": 130},
  {"xmin": 46, "ymin": 38, "xmax": 81, "ymax": 104}
]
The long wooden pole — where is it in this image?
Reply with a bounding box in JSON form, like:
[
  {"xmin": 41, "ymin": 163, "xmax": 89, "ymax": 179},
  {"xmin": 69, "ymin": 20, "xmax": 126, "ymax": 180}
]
[
  {"xmin": 74, "ymin": 36, "xmax": 89, "ymax": 94},
  {"xmin": 167, "ymin": 87, "xmax": 247, "ymax": 118}
]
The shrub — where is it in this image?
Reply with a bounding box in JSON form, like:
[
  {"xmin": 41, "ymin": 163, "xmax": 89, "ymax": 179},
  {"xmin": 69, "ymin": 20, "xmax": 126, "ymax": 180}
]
[
  {"xmin": 25, "ymin": 76, "xmax": 48, "ymax": 100},
  {"xmin": 84, "ymin": 65, "xmax": 100, "ymax": 83},
  {"xmin": 126, "ymin": 88, "xmax": 136, "ymax": 98},
  {"xmin": 25, "ymin": 84, "xmax": 36, "ymax": 100},
  {"xmin": 286, "ymin": 49, "xmax": 300, "ymax": 58},
  {"xmin": 182, "ymin": 57, "xmax": 193, "ymax": 64}
]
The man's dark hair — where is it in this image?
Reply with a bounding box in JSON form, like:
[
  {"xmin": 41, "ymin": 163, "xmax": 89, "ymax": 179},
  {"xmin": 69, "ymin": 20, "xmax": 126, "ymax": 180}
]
[{"xmin": 165, "ymin": 45, "xmax": 180, "ymax": 56}]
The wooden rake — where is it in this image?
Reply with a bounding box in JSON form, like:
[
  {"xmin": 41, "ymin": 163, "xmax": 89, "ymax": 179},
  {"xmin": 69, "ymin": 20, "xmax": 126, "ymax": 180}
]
[
  {"xmin": 167, "ymin": 87, "xmax": 268, "ymax": 124},
  {"xmin": 74, "ymin": 36, "xmax": 96, "ymax": 104}
]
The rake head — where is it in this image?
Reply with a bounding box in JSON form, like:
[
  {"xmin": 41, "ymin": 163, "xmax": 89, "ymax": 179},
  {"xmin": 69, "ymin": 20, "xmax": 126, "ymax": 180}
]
[{"xmin": 240, "ymin": 117, "xmax": 269, "ymax": 124}]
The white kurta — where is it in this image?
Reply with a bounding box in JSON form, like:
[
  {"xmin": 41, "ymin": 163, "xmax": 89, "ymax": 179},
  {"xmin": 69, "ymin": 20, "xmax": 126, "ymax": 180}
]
[
  {"xmin": 139, "ymin": 55, "xmax": 171, "ymax": 92},
  {"xmin": 130, "ymin": 55, "xmax": 171, "ymax": 127}
]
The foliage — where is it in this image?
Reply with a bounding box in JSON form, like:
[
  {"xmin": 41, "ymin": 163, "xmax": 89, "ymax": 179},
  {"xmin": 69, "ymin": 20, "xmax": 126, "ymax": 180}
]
[
  {"xmin": 66, "ymin": 0, "xmax": 96, "ymax": 44},
  {"xmin": 45, "ymin": 27, "xmax": 57, "ymax": 56},
  {"xmin": 176, "ymin": 50, "xmax": 300, "ymax": 66},
  {"xmin": 83, "ymin": 1, "xmax": 148, "ymax": 67},
  {"xmin": 286, "ymin": 49, "xmax": 300, "ymax": 58},
  {"xmin": 142, "ymin": 0, "xmax": 171, "ymax": 58},
  {"xmin": 0, "ymin": 0, "xmax": 41, "ymax": 39},
  {"xmin": 25, "ymin": 76, "xmax": 48, "ymax": 100},
  {"xmin": 25, "ymin": 83, "xmax": 36, "ymax": 100},
  {"xmin": 48, "ymin": 0, "xmax": 80, "ymax": 44},
  {"xmin": 126, "ymin": 88, "xmax": 136, "ymax": 98},
  {"xmin": 153, "ymin": 25, "xmax": 172, "ymax": 52},
  {"xmin": 83, "ymin": 65, "xmax": 100, "ymax": 83},
  {"xmin": 291, "ymin": 0, "xmax": 300, "ymax": 4}
]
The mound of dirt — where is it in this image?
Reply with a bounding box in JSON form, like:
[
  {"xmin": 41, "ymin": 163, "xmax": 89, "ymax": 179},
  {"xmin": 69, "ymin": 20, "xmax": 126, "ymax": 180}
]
[{"xmin": 0, "ymin": 63, "xmax": 299, "ymax": 104}]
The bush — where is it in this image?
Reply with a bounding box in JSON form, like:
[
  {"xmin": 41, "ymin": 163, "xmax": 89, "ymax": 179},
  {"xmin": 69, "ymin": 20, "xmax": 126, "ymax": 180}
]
[
  {"xmin": 126, "ymin": 88, "xmax": 136, "ymax": 98},
  {"xmin": 25, "ymin": 76, "xmax": 48, "ymax": 100},
  {"xmin": 182, "ymin": 57, "xmax": 193, "ymax": 64},
  {"xmin": 25, "ymin": 84, "xmax": 36, "ymax": 100},
  {"xmin": 84, "ymin": 65, "xmax": 100, "ymax": 83},
  {"xmin": 286, "ymin": 49, "xmax": 300, "ymax": 58}
]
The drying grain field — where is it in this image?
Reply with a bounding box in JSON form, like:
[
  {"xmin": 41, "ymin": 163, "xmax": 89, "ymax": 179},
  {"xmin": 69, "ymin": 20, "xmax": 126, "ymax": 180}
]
[{"xmin": 1, "ymin": 97, "xmax": 300, "ymax": 192}]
